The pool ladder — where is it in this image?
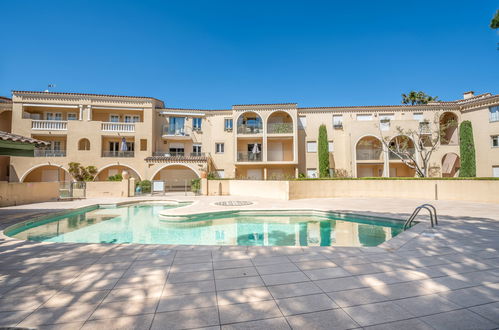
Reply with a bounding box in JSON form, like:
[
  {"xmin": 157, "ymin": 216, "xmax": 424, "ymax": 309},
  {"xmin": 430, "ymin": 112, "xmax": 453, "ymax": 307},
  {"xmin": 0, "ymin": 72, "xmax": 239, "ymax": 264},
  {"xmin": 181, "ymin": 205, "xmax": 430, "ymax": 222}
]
[{"xmin": 404, "ymin": 204, "xmax": 438, "ymax": 230}]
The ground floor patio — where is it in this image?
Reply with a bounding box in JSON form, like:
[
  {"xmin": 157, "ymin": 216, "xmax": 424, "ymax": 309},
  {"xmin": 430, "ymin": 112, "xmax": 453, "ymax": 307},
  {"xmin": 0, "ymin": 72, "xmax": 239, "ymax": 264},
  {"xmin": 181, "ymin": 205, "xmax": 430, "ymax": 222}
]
[{"xmin": 0, "ymin": 196, "xmax": 498, "ymax": 329}]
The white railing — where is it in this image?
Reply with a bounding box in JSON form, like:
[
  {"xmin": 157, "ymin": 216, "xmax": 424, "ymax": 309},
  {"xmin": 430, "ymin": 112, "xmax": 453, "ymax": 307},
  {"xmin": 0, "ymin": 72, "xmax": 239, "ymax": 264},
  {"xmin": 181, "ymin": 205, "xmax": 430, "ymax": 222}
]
[
  {"xmin": 32, "ymin": 120, "xmax": 67, "ymax": 130},
  {"xmin": 101, "ymin": 122, "xmax": 135, "ymax": 132}
]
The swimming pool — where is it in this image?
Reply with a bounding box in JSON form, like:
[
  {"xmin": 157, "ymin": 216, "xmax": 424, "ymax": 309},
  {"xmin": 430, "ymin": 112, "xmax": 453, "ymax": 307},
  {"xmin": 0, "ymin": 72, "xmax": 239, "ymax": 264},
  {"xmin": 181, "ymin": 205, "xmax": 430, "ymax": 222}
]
[{"xmin": 5, "ymin": 203, "xmax": 407, "ymax": 247}]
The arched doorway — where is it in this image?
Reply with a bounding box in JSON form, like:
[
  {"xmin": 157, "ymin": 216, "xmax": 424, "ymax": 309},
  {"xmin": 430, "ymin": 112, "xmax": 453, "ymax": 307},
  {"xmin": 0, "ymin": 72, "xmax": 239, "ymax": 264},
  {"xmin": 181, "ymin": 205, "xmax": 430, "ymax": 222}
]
[
  {"xmin": 151, "ymin": 164, "xmax": 199, "ymax": 191},
  {"xmin": 388, "ymin": 135, "xmax": 416, "ymax": 177},
  {"xmin": 95, "ymin": 164, "xmax": 141, "ymax": 181},
  {"xmin": 22, "ymin": 164, "xmax": 72, "ymax": 182},
  {"xmin": 441, "ymin": 153, "xmax": 460, "ymax": 177},
  {"xmin": 440, "ymin": 112, "xmax": 458, "ymax": 145},
  {"xmin": 356, "ymin": 136, "xmax": 384, "ymax": 177}
]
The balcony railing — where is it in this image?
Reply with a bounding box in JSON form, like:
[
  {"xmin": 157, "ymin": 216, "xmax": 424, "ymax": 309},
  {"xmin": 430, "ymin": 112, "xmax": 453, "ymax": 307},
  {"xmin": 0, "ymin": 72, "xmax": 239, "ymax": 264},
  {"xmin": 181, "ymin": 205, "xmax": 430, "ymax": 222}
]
[
  {"xmin": 389, "ymin": 148, "xmax": 416, "ymax": 160},
  {"xmin": 267, "ymin": 123, "xmax": 293, "ymax": 134},
  {"xmin": 162, "ymin": 126, "xmax": 190, "ymax": 136},
  {"xmin": 237, "ymin": 124, "xmax": 263, "ymax": 134},
  {"xmin": 34, "ymin": 149, "xmax": 67, "ymax": 157},
  {"xmin": 237, "ymin": 152, "xmax": 262, "ymax": 162},
  {"xmin": 152, "ymin": 152, "xmax": 206, "ymax": 157},
  {"xmin": 101, "ymin": 151, "xmax": 135, "ymax": 157},
  {"xmin": 356, "ymin": 148, "xmax": 383, "ymax": 161},
  {"xmin": 32, "ymin": 120, "xmax": 67, "ymax": 131},
  {"xmin": 101, "ymin": 122, "xmax": 135, "ymax": 132}
]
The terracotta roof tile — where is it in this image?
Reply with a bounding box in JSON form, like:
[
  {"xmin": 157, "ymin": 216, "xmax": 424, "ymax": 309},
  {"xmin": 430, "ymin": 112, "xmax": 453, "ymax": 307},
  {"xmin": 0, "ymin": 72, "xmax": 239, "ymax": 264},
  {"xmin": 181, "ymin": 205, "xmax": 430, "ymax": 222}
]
[{"xmin": 0, "ymin": 131, "xmax": 50, "ymax": 146}]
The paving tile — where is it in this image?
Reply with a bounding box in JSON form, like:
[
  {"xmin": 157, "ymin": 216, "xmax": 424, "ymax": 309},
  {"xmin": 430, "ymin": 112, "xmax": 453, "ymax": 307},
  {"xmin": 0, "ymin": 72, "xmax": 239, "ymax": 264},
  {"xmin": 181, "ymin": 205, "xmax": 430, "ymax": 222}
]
[
  {"xmin": 61, "ymin": 277, "xmax": 120, "ymax": 292},
  {"xmin": 167, "ymin": 270, "xmax": 214, "ymax": 283},
  {"xmin": 170, "ymin": 262, "xmax": 213, "ymax": 273},
  {"xmin": 217, "ymin": 287, "xmax": 273, "ymax": 306},
  {"xmin": 276, "ymin": 293, "xmax": 338, "ymax": 316},
  {"xmin": 395, "ymin": 294, "xmax": 461, "ymax": 317},
  {"xmin": 42, "ymin": 289, "xmax": 110, "ymax": 308},
  {"xmin": 420, "ymin": 309, "xmax": 497, "ymax": 330},
  {"xmin": 0, "ymin": 310, "xmax": 32, "ymax": 327},
  {"xmin": 89, "ymin": 298, "xmax": 158, "ymax": 320},
  {"xmin": 0, "ymin": 295, "xmax": 48, "ymax": 312},
  {"xmin": 221, "ymin": 317, "xmax": 291, "ymax": 329},
  {"xmin": 173, "ymin": 256, "xmax": 212, "ymax": 265},
  {"xmin": 213, "ymin": 259, "xmax": 254, "ymax": 270},
  {"xmin": 343, "ymin": 301, "xmax": 416, "ymax": 327},
  {"xmin": 267, "ymin": 282, "xmax": 322, "ymax": 299},
  {"xmin": 469, "ymin": 302, "xmax": 499, "ymax": 323},
  {"xmin": 294, "ymin": 259, "xmax": 337, "ymax": 270},
  {"xmin": 261, "ymin": 271, "xmax": 310, "ymax": 286},
  {"xmin": 81, "ymin": 314, "xmax": 155, "ymax": 330},
  {"xmin": 151, "ymin": 306, "xmax": 220, "ymax": 330},
  {"xmin": 255, "ymin": 263, "xmax": 300, "ymax": 275},
  {"xmin": 216, "ymin": 276, "xmax": 264, "ymax": 291},
  {"xmin": 286, "ymin": 309, "xmax": 359, "ymax": 330},
  {"xmin": 19, "ymin": 305, "xmax": 96, "ymax": 327},
  {"xmin": 327, "ymin": 287, "xmax": 389, "ymax": 307},
  {"xmin": 162, "ymin": 280, "xmax": 216, "ymax": 296},
  {"xmin": 37, "ymin": 321, "xmax": 85, "ymax": 330},
  {"xmin": 103, "ymin": 285, "xmax": 164, "ymax": 303},
  {"xmin": 215, "ymin": 266, "xmax": 259, "ymax": 279},
  {"xmin": 364, "ymin": 318, "xmax": 434, "ymax": 330},
  {"xmin": 219, "ymin": 300, "xmax": 282, "ymax": 324},
  {"xmin": 252, "ymin": 256, "xmax": 290, "ymax": 266},
  {"xmin": 157, "ymin": 292, "xmax": 217, "ymax": 312},
  {"xmin": 314, "ymin": 276, "xmax": 365, "ymax": 292},
  {"xmin": 303, "ymin": 267, "xmax": 351, "ymax": 280}
]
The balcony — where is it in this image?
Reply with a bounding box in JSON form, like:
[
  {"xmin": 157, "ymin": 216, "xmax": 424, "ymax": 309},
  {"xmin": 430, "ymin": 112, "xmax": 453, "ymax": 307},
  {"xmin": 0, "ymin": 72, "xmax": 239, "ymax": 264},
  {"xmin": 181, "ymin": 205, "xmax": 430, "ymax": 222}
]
[
  {"xmin": 356, "ymin": 148, "xmax": 383, "ymax": 161},
  {"xmin": 161, "ymin": 125, "xmax": 192, "ymax": 139},
  {"xmin": 101, "ymin": 151, "xmax": 135, "ymax": 158},
  {"xmin": 389, "ymin": 148, "xmax": 415, "ymax": 160},
  {"xmin": 34, "ymin": 149, "xmax": 67, "ymax": 157},
  {"xmin": 146, "ymin": 152, "xmax": 209, "ymax": 163},
  {"xmin": 32, "ymin": 120, "xmax": 67, "ymax": 131},
  {"xmin": 237, "ymin": 152, "xmax": 262, "ymax": 162},
  {"xmin": 237, "ymin": 124, "xmax": 263, "ymax": 134},
  {"xmin": 101, "ymin": 122, "xmax": 135, "ymax": 133},
  {"xmin": 267, "ymin": 123, "xmax": 293, "ymax": 134}
]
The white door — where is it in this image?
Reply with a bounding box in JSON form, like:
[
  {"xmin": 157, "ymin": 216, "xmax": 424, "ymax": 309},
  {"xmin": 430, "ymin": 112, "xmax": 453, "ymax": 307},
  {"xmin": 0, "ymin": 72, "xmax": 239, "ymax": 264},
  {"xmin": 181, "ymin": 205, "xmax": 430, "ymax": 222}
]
[
  {"xmin": 493, "ymin": 166, "xmax": 499, "ymax": 178},
  {"xmin": 247, "ymin": 169, "xmax": 263, "ymax": 180},
  {"xmin": 41, "ymin": 169, "xmax": 59, "ymax": 182},
  {"xmin": 268, "ymin": 142, "xmax": 283, "ymax": 161}
]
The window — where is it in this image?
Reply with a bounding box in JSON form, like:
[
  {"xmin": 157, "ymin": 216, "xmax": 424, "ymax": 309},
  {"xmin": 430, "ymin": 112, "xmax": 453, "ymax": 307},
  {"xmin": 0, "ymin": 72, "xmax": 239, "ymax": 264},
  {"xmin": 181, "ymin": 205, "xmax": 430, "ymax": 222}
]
[
  {"xmin": 216, "ymin": 170, "xmax": 225, "ymax": 178},
  {"xmin": 140, "ymin": 139, "xmax": 147, "ymax": 151},
  {"xmin": 493, "ymin": 166, "xmax": 499, "ymax": 178},
  {"xmin": 109, "ymin": 114, "xmax": 120, "ymax": 122},
  {"xmin": 169, "ymin": 142, "xmax": 184, "ymax": 156},
  {"xmin": 193, "ymin": 117, "xmax": 202, "ymax": 131},
  {"xmin": 51, "ymin": 141, "xmax": 61, "ymax": 151},
  {"xmin": 356, "ymin": 114, "xmax": 372, "ymax": 121},
  {"xmin": 124, "ymin": 115, "xmax": 140, "ymax": 123},
  {"xmin": 307, "ymin": 141, "xmax": 317, "ymax": 152},
  {"xmin": 490, "ymin": 106, "xmax": 499, "ymax": 122},
  {"xmin": 224, "ymin": 118, "xmax": 233, "ymax": 131},
  {"xmin": 333, "ymin": 115, "xmax": 343, "ymax": 128},
  {"xmin": 379, "ymin": 114, "xmax": 394, "ymax": 131},
  {"xmin": 193, "ymin": 144, "xmax": 202, "ymax": 155},
  {"xmin": 67, "ymin": 113, "xmax": 77, "ymax": 121},
  {"xmin": 109, "ymin": 141, "xmax": 119, "ymax": 152},
  {"xmin": 492, "ymin": 136, "xmax": 499, "ymax": 148},
  {"xmin": 45, "ymin": 112, "xmax": 62, "ymax": 121},
  {"xmin": 216, "ymin": 143, "xmax": 224, "ymax": 154},
  {"xmin": 328, "ymin": 141, "xmax": 334, "ymax": 152},
  {"xmin": 298, "ymin": 116, "xmax": 307, "ymax": 129},
  {"xmin": 78, "ymin": 138, "xmax": 90, "ymax": 151},
  {"xmin": 306, "ymin": 168, "xmax": 317, "ymax": 178},
  {"xmin": 413, "ymin": 113, "xmax": 424, "ymax": 121},
  {"xmin": 169, "ymin": 117, "xmax": 185, "ymax": 135}
]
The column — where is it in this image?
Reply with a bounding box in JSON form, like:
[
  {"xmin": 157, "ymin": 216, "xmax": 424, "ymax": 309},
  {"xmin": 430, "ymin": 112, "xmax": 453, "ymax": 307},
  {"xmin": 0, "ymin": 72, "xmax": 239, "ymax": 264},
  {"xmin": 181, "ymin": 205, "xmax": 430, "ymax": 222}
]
[
  {"xmin": 87, "ymin": 105, "xmax": 92, "ymax": 121},
  {"xmin": 295, "ymin": 167, "xmax": 299, "ymax": 178},
  {"xmin": 382, "ymin": 143, "xmax": 389, "ymax": 177},
  {"xmin": 78, "ymin": 105, "xmax": 83, "ymax": 120},
  {"xmin": 263, "ymin": 167, "xmax": 267, "ymax": 180}
]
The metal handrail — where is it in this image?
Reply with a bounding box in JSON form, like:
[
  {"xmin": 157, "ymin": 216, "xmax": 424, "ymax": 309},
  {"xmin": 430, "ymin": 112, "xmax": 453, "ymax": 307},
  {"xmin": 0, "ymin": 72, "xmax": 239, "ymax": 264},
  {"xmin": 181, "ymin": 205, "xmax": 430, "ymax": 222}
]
[{"xmin": 404, "ymin": 204, "xmax": 438, "ymax": 230}]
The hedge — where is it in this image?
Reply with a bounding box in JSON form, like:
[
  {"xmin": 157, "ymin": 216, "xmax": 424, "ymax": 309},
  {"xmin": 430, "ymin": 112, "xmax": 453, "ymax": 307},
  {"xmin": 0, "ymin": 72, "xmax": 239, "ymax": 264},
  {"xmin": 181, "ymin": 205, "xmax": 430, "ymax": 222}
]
[
  {"xmin": 318, "ymin": 124, "xmax": 330, "ymax": 178},
  {"xmin": 459, "ymin": 120, "xmax": 476, "ymax": 177}
]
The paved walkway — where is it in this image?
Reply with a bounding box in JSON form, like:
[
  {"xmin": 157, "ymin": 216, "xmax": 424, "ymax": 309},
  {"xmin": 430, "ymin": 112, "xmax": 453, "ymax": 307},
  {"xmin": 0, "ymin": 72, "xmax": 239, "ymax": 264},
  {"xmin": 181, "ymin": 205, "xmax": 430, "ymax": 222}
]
[{"xmin": 0, "ymin": 196, "xmax": 498, "ymax": 329}]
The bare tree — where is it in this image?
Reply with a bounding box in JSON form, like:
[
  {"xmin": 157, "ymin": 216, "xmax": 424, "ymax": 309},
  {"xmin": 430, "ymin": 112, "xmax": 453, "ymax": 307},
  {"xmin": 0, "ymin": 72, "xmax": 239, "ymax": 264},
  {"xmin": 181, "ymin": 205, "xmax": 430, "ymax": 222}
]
[{"xmin": 378, "ymin": 114, "xmax": 456, "ymax": 177}]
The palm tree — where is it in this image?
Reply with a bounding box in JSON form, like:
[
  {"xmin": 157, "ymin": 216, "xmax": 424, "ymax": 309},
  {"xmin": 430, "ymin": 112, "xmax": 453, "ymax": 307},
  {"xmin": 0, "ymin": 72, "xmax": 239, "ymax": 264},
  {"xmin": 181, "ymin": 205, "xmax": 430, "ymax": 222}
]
[
  {"xmin": 402, "ymin": 91, "xmax": 439, "ymax": 105},
  {"xmin": 491, "ymin": 9, "xmax": 499, "ymax": 29}
]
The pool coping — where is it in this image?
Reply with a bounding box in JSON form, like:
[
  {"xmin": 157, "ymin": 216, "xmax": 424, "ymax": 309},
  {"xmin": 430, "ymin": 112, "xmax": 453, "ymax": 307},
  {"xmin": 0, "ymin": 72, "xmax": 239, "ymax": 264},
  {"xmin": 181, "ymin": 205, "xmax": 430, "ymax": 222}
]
[{"xmin": 0, "ymin": 199, "xmax": 429, "ymax": 252}]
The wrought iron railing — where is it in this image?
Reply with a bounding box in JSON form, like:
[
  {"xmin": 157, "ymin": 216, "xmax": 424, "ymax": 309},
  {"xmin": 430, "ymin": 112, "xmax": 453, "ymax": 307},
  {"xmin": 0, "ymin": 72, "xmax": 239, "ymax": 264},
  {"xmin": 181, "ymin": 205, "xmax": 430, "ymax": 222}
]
[
  {"xmin": 34, "ymin": 149, "xmax": 67, "ymax": 157},
  {"xmin": 101, "ymin": 151, "xmax": 135, "ymax": 157}
]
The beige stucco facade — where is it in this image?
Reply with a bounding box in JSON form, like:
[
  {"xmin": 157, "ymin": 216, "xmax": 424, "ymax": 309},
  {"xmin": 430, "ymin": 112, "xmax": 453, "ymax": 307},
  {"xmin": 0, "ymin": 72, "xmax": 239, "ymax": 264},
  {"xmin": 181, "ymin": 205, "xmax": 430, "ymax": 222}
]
[{"xmin": 0, "ymin": 90, "xmax": 498, "ymax": 185}]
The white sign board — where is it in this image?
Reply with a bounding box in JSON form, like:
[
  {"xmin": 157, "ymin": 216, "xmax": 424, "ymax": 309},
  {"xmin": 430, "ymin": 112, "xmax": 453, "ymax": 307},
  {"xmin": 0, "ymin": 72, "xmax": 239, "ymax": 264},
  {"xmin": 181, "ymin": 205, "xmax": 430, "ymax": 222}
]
[{"xmin": 152, "ymin": 181, "xmax": 165, "ymax": 193}]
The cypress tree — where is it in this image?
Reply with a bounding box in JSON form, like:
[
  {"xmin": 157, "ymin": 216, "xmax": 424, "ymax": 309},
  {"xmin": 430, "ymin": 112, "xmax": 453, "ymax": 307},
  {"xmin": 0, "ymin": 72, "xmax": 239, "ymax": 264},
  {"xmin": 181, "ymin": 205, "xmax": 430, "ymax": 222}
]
[
  {"xmin": 318, "ymin": 124, "xmax": 330, "ymax": 178},
  {"xmin": 459, "ymin": 120, "xmax": 476, "ymax": 177}
]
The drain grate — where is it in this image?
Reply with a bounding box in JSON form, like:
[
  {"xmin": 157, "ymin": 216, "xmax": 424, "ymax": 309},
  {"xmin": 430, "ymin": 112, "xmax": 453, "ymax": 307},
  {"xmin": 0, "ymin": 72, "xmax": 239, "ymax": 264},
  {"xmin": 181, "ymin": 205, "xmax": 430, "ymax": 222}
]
[{"xmin": 214, "ymin": 201, "xmax": 253, "ymax": 207}]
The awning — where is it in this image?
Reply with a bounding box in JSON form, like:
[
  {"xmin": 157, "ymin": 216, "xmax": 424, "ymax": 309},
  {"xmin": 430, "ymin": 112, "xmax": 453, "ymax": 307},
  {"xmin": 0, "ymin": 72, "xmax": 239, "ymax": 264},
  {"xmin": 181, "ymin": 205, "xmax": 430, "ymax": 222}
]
[{"xmin": 0, "ymin": 131, "xmax": 50, "ymax": 157}]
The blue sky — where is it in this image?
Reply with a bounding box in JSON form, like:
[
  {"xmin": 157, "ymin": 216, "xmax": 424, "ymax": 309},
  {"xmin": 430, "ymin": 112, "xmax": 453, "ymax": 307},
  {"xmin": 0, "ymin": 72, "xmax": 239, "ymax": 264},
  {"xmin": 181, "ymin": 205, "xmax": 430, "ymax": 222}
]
[{"xmin": 1, "ymin": 1, "xmax": 498, "ymax": 108}]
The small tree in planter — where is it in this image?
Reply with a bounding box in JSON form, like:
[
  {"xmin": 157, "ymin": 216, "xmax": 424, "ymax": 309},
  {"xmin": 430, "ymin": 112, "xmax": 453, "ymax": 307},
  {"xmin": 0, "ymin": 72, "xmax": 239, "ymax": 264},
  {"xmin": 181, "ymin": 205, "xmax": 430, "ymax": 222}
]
[
  {"xmin": 68, "ymin": 162, "xmax": 97, "ymax": 181},
  {"xmin": 459, "ymin": 121, "xmax": 476, "ymax": 177},
  {"xmin": 318, "ymin": 124, "xmax": 330, "ymax": 178},
  {"xmin": 191, "ymin": 178, "xmax": 201, "ymax": 195}
]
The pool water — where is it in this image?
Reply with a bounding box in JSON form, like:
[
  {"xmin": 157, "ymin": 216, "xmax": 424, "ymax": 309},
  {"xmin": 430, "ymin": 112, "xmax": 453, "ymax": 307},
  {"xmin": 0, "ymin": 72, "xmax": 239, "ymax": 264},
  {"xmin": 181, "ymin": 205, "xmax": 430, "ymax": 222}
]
[{"xmin": 6, "ymin": 203, "xmax": 406, "ymax": 247}]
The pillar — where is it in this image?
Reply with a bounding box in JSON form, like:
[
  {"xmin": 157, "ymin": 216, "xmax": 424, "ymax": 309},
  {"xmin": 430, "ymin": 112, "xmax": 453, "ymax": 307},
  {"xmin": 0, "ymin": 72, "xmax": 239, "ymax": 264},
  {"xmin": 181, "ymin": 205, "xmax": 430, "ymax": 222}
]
[
  {"xmin": 78, "ymin": 105, "xmax": 83, "ymax": 120},
  {"xmin": 295, "ymin": 167, "xmax": 299, "ymax": 178},
  {"xmin": 263, "ymin": 168, "xmax": 267, "ymax": 180},
  {"xmin": 201, "ymin": 178, "xmax": 208, "ymax": 195},
  {"xmin": 87, "ymin": 105, "xmax": 92, "ymax": 121}
]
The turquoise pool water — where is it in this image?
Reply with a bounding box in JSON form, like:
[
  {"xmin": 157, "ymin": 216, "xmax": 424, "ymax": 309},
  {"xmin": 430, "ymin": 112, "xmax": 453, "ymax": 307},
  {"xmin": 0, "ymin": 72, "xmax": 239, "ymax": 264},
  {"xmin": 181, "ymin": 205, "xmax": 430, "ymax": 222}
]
[{"xmin": 6, "ymin": 203, "xmax": 406, "ymax": 247}]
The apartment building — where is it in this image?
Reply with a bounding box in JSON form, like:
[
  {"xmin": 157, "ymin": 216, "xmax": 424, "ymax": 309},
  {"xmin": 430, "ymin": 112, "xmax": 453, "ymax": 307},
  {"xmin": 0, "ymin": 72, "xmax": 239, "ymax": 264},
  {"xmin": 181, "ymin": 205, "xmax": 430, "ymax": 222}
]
[{"xmin": 0, "ymin": 90, "xmax": 498, "ymax": 186}]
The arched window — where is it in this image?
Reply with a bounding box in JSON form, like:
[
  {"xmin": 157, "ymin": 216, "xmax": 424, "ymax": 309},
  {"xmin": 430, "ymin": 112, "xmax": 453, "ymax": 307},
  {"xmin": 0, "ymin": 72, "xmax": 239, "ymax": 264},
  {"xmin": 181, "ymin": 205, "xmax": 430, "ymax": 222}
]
[{"xmin": 78, "ymin": 138, "xmax": 90, "ymax": 151}]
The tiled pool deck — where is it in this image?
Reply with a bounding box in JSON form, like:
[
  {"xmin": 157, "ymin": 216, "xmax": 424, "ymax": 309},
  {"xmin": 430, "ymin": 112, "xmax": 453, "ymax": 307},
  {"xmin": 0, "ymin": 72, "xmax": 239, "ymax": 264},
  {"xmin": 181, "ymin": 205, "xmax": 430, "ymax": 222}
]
[{"xmin": 0, "ymin": 196, "xmax": 498, "ymax": 330}]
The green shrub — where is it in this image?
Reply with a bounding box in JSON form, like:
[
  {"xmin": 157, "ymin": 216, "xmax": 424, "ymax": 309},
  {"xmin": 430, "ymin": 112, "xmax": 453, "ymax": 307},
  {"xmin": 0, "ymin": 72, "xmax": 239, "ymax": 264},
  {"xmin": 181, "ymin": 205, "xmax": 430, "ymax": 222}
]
[
  {"xmin": 318, "ymin": 124, "xmax": 330, "ymax": 178},
  {"xmin": 191, "ymin": 178, "xmax": 201, "ymax": 194},
  {"xmin": 459, "ymin": 121, "xmax": 476, "ymax": 177},
  {"xmin": 137, "ymin": 180, "xmax": 151, "ymax": 193},
  {"xmin": 108, "ymin": 173, "xmax": 123, "ymax": 181}
]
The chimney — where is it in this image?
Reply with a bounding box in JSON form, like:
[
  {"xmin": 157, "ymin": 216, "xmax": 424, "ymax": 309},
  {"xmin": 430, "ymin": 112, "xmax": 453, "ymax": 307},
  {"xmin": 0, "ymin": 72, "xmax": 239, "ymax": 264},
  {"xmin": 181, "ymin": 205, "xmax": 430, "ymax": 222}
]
[{"xmin": 463, "ymin": 91, "xmax": 475, "ymax": 99}]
